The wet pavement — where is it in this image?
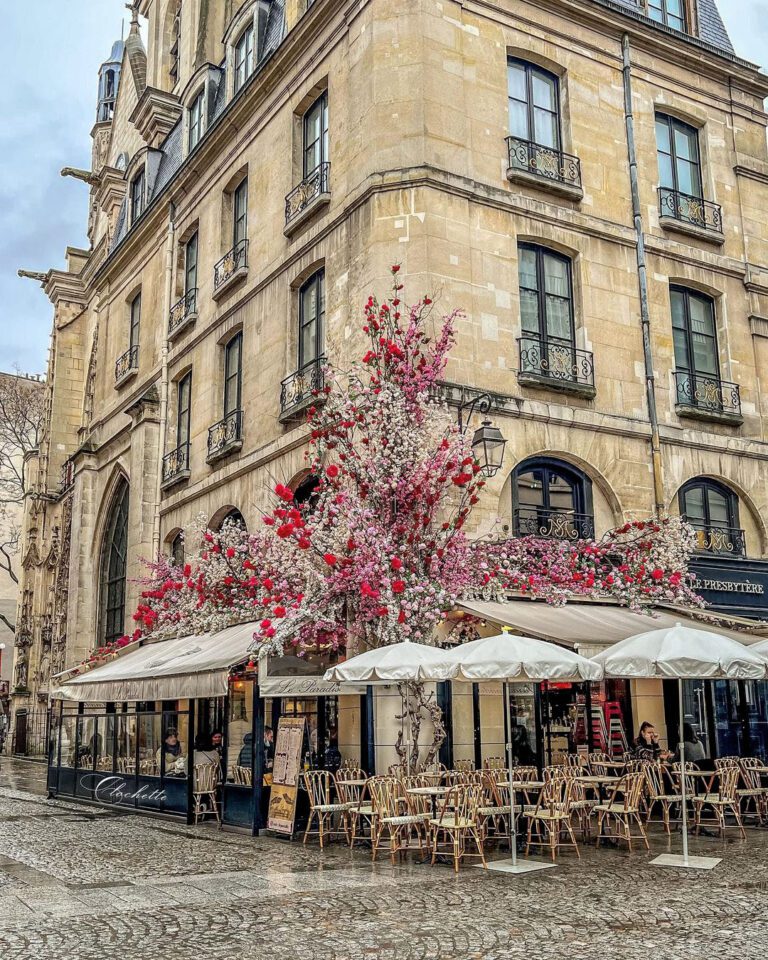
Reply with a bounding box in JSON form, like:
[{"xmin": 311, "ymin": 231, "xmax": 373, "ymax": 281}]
[{"xmin": 1, "ymin": 758, "xmax": 767, "ymax": 959}]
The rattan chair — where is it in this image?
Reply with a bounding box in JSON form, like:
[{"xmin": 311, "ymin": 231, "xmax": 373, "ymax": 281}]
[
  {"xmin": 233, "ymin": 764, "xmax": 253, "ymax": 786},
  {"xmin": 484, "ymin": 756, "xmax": 506, "ymax": 771},
  {"xmin": 594, "ymin": 772, "xmax": 649, "ymax": 850},
  {"xmin": 524, "ymin": 777, "xmax": 580, "ymax": 861},
  {"xmin": 693, "ymin": 764, "xmax": 746, "ymax": 839},
  {"xmin": 302, "ymin": 770, "xmax": 352, "ymax": 849},
  {"xmin": 368, "ymin": 776, "xmax": 430, "ymax": 863},
  {"xmin": 643, "ymin": 761, "xmax": 680, "ymax": 834},
  {"xmin": 344, "ymin": 777, "xmax": 376, "ymax": 847},
  {"xmin": 430, "ymin": 783, "xmax": 487, "ymax": 872},
  {"xmin": 737, "ymin": 758, "xmax": 767, "ymax": 825},
  {"xmin": 193, "ymin": 762, "xmax": 221, "ymax": 826}
]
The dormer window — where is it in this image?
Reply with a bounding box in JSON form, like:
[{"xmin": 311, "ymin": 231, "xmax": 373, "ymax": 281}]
[
  {"xmin": 234, "ymin": 24, "xmax": 254, "ymax": 93},
  {"xmin": 130, "ymin": 168, "xmax": 145, "ymax": 223},
  {"xmin": 647, "ymin": 0, "xmax": 685, "ymax": 31},
  {"xmin": 188, "ymin": 89, "xmax": 204, "ymax": 151}
]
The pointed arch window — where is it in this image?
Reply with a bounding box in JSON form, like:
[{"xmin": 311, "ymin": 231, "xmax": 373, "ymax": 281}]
[
  {"xmin": 170, "ymin": 531, "xmax": 185, "ymax": 567},
  {"xmin": 512, "ymin": 457, "xmax": 594, "ymax": 541},
  {"xmin": 679, "ymin": 479, "xmax": 745, "ymax": 557},
  {"xmin": 99, "ymin": 480, "xmax": 130, "ymax": 645}
]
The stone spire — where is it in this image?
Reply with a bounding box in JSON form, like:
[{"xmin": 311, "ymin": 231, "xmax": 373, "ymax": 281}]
[{"xmin": 124, "ymin": 2, "xmax": 147, "ymax": 97}]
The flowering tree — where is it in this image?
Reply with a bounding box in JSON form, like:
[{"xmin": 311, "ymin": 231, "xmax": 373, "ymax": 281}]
[{"xmin": 117, "ymin": 268, "xmax": 702, "ymax": 763}]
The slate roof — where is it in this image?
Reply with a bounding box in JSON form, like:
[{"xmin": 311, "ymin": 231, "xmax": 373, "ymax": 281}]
[{"xmin": 601, "ymin": 0, "xmax": 733, "ymax": 54}]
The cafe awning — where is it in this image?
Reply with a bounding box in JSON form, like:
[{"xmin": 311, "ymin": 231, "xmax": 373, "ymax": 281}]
[
  {"xmin": 51, "ymin": 621, "xmax": 258, "ymax": 703},
  {"xmin": 457, "ymin": 599, "xmax": 761, "ymax": 654}
]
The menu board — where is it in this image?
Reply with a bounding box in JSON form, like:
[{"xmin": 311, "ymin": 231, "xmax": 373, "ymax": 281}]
[{"xmin": 267, "ymin": 716, "xmax": 306, "ymax": 835}]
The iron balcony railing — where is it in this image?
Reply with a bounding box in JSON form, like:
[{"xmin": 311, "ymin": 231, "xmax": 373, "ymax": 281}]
[
  {"xmin": 169, "ymin": 288, "xmax": 198, "ymax": 335},
  {"xmin": 506, "ymin": 136, "xmax": 582, "ymax": 190},
  {"xmin": 214, "ymin": 239, "xmax": 248, "ymax": 292},
  {"xmin": 162, "ymin": 441, "xmax": 190, "ymax": 484},
  {"xmin": 280, "ymin": 355, "xmax": 325, "ymax": 416},
  {"xmin": 685, "ymin": 519, "xmax": 746, "ymax": 558},
  {"xmin": 514, "ymin": 507, "xmax": 595, "ymax": 542},
  {"xmin": 658, "ymin": 187, "xmax": 723, "ymax": 235},
  {"xmin": 60, "ymin": 457, "xmax": 75, "ymax": 493},
  {"xmin": 518, "ymin": 335, "xmax": 595, "ymax": 390},
  {"xmin": 674, "ymin": 370, "xmax": 741, "ymax": 418},
  {"xmin": 207, "ymin": 409, "xmax": 243, "ymax": 460},
  {"xmin": 115, "ymin": 344, "xmax": 139, "ymax": 383},
  {"xmin": 285, "ymin": 161, "xmax": 331, "ymax": 227}
]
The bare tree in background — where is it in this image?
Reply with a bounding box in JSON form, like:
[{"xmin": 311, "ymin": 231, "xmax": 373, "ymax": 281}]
[{"xmin": 0, "ymin": 371, "xmax": 45, "ymax": 633}]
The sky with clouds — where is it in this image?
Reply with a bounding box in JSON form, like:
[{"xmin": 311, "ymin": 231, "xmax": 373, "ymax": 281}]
[{"xmin": 0, "ymin": 0, "xmax": 765, "ymax": 374}]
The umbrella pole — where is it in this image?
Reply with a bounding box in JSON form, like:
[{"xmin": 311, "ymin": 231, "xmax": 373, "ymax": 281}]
[
  {"xmin": 505, "ymin": 680, "xmax": 518, "ymax": 867},
  {"xmin": 678, "ymin": 678, "xmax": 689, "ymax": 866}
]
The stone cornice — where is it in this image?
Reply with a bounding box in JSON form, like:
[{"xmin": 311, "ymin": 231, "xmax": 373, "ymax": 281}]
[{"xmin": 130, "ymin": 86, "xmax": 183, "ymax": 148}]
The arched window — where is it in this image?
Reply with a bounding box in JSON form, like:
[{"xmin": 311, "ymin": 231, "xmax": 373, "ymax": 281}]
[
  {"xmin": 170, "ymin": 531, "xmax": 185, "ymax": 567},
  {"xmin": 294, "ymin": 474, "xmax": 320, "ymax": 512},
  {"xmin": 216, "ymin": 508, "xmax": 247, "ymax": 533},
  {"xmin": 99, "ymin": 479, "xmax": 130, "ymax": 645},
  {"xmin": 513, "ymin": 457, "xmax": 593, "ymax": 540},
  {"xmin": 679, "ymin": 479, "xmax": 744, "ymax": 557}
]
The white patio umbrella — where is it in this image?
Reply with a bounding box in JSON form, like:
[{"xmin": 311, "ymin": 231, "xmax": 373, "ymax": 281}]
[
  {"xmin": 421, "ymin": 628, "xmax": 603, "ymax": 875},
  {"xmin": 746, "ymin": 638, "xmax": 768, "ymax": 659},
  {"xmin": 593, "ymin": 622, "xmax": 768, "ymax": 870},
  {"xmin": 324, "ymin": 641, "xmax": 458, "ymax": 773}
]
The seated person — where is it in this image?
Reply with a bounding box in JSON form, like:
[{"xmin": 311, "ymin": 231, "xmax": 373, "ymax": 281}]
[
  {"xmin": 156, "ymin": 728, "xmax": 186, "ymax": 775},
  {"xmin": 674, "ymin": 723, "xmax": 707, "ymax": 763},
  {"xmin": 632, "ymin": 721, "xmax": 672, "ymax": 762},
  {"xmin": 194, "ymin": 733, "xmax": 220, "ymax": 768}
]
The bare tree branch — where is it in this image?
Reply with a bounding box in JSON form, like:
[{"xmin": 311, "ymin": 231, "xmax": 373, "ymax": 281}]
[{"xmin": 0, "ymin": 612, "xmax": 15, "ymax": 633}]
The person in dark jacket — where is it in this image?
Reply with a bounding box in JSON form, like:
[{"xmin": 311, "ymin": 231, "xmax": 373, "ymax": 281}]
[
  {"xmin": 237, "ymin": 733, "xmax": 253, "ymax": 768},
  {"xmin": 632, "ymin": 722, "xmax": 672, "ymax": 761}
]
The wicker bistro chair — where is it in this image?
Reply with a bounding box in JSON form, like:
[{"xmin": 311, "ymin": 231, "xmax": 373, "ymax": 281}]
[
  {"xmin": 368, "ymin": 776, "xmax": 431, "ymax": 863},
  {"xmin": 302, "ymin": 770, "xmax": 353, "ymax": 849},
  {"xmin": 588, "ymin": 752, "xmax": 611, "ymax": 771},
  {"xmin": 512, "ymin": 765, "xmax": 539, "ymax": 783},
  {"xmin": 642, "ymin": 761, "xmax": 681, "ymax": 834},
  {"xmin": 693, "ymin": 765, "xmax": 746, "ymax": 839},
  {"xmin": 342, "ymin": 778, "xmax": 377, "ymax": 847},
  {"xmin": 594, "ymin": 772, "xmax": 649, "ymax": 851},
  {"xmin": 335, "ymin": 766, "xmax": 367, "ymax": 805},
  {"xmin": 737, "ymin": 758, "xmax": 768, "ymax": 825},
  {"xmin": 454, "ymin": 759, "xmax": 476, "ymax": 774},
  {"xmin": 524, "ymin": 777, "xmax": 580, "ymax": 862},
  {"xmin": 430, "ymin": 783, "xmax": 487, "ymax": 873},
  {"xmin": 233, "ymin": 764, "xmax": 253, "ymax": 786},
  {"xmin": 476, "ymin": 772, "xmax": 513, "ymax": 845},
  {"xmin": 193, "ymin": 762, "xmax": 221, "ymax": 826},
  {"xmin": 484, "ymin": 756, "xmax": 507, "ymax": 771}
]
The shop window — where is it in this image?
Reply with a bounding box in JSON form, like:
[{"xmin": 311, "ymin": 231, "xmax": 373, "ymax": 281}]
[
  {"xmin": 679, "ymin": 478, "xmax": 744, "ymax": 557},
  {"xmin": 512, "ymin": 457, "xmax": 594, "ymax": 541},
  {"xmin": 99, "ymin": 479, "xmax": 130, "ymax": 646}
]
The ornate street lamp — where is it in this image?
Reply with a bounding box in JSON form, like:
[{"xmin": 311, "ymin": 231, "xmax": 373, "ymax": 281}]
[{"xmin": 457, "ymin": 392, "xmax": 507, "ymax": 478}]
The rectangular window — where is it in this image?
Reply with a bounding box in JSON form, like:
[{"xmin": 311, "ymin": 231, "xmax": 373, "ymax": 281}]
[
  {"xmin": 671, "ymin": 287, "xmax": 719, "ymax": 378},
  {"xmin": 129, "ymin": 292, "xmax": 141, "ymax": 351},
  {"xmin": 233, "ymin": 178, "xmax": 248, "ymax": 248},
  {"xmin": 518, "ymin": 245, "xmax": 573, "ymax": 345},
  {"xmin": 177, "ymin": 372, "xmax": 192, "ymax": 446},
  {"xmin": 130, "ymin": 169, "xmax": 145, "ymax": 223},
  {"xmin": 303, "ymin": 93, "xmax": 329, "ymax": 177},
  {"xmin": 507, "ymin": 59, "xmax": 560, "ymax": 150},
  {"xmin": 188, "ymin": 89, "xmax": 204, "ymax": 151},
  {"xmin": 298, "ymin": 270, "xmax": 325, "ymax": 368},
  {"xmin": 234, "ymin": 24, "xmax": 254, "ymax": 92},
  {"xmin": 648, "ymin": 0, "xmax": 685, "ymax": 31},
  {"xmin": 656, "ymin": 114, "xmax": 702, "ymax": 199},
  {"xmin": 184, "ymin": 232, "xmax": 198, "ymax": 295},
  {"xmin": 224, "ymin": 332, "xmax": 243, "ymax": 417}
]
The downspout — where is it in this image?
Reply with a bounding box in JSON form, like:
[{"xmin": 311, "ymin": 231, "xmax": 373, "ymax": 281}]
[
  {"xmin": 622, "ymin": 33, "xmax": 665, "ymax": 516},
  {"xmin": 152, "ymin": 203, "xmax": 176, "ymax": 557}
]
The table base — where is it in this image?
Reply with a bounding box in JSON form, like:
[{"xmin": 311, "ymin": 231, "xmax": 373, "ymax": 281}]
[
  {"xmin": 651, "ymin": 853, "xmax": 721, "ymax": 871},
  {"xmin": 483, "ymin": 859, "xmax": 556, "ymax": 875}
]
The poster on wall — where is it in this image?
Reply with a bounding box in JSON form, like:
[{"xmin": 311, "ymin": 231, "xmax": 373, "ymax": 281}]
[{"xmin": 267, "ymin": 716, "xmax": 306, "ymax": 835}]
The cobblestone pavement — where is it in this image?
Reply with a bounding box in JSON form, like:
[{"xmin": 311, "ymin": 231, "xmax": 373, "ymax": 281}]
[{"xmin": 1, "ymin": 760, "xmax": 768, "ymax": 959}]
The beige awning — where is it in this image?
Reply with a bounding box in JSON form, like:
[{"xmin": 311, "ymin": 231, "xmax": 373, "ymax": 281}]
[
  {"xmin": 457, "ymin": 600, "xmax": 762, "ymax": 653},
  {"xmin": 52, "ymin": 621, "xmax": 258, "ymax": 703}
]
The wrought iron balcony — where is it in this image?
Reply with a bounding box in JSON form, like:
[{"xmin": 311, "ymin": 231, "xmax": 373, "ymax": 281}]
[
  {"xmin": 514, "ymin": 507, "xmax": 595, "ymax": 542},
  {"xmin": 686, "ymin": 519, "xmax": 746, "ymax": 558},
  {"xmin": 162, "ymin": 441, "xmax": 191, "ymax": 488},
  {"xmin": 506, "ymin": 137, "xmax": 582, "ymax": 195},
  {"xmin": 59, "ymin": 457, "xmax": 75, "ymax": 493},
  {"xmin": 280, "ymin": 356, "xmax": 326, "ymax": 421},
  {"xmin": 674, "ymin": 371, "xmax": 742, "ymax": 423},
  {"xmin": 517, "ymin": 336, "xmax": 595, "ymax": 397},
  {"xmin": 207, "ymin": 410, "xmax": 243, "ymax": 462},
  {"xmin": 169, "ymin": 288, "xmax": 198, "ymax": 338},
  {"xmin": 658, "ymin": 187, "xmax": 723, "ymax": 237},
  {"xmin": 285, "ymin": 162, "xmax": 331, "ymax": 233},
  {"xmin": 114, "ymin": 345, "xmax": 139, "ymax": 385},
  {"xmin": 213, "ymin": 240, "xmax": 248, "ymax": 298}
]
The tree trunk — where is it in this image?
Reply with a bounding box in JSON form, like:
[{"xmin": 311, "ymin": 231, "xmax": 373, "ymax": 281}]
[{"xmin": 395, "ymin": 681, "xmax": 446, "ymax": 771}]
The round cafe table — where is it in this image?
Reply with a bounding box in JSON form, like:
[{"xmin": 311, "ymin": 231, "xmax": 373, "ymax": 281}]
[
  {"xmin": 575, "ymin": 774, "xmax": 620, "ymax": 803},
  {"xmin": 406, "ymin": 785, "xmax": 450, "ymax": 820}
]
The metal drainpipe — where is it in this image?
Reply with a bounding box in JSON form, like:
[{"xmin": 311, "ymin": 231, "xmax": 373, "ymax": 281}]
[
  {"xmin": 152, "ymin": 204, "xmax": 176, "ymax": 557},
  {"xmin": 622, "ymin": 33, "xmax": 665, "ymax": 517}
]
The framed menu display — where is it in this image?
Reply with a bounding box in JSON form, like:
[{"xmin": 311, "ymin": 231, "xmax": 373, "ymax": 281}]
[{"xmin": 267, "ymin": 716, "xmax": 306, "ymax": 835}]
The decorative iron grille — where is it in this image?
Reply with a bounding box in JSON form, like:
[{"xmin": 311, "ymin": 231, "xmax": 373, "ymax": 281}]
[
  {"xmin": 518, "ymin": 336, "xmax": 594, "ymax": 389},
  {"xmin": 114, "ymin": 345, "xmax": 139, "ymax": 383},
  {"xmin": 514, "ymin": 507, "xmax": 595, "ymax": 541},
  {"xmin": 658, "ymin": 187, "xmax": 723, "ymax": 234},
  {"xmin": 686, "ymin": 519, "xmax": 746, "ymax": 558},
  {"xmin": 674, "ymin": 371, "xmax": 741, "ymax": 417},
  {"xmin": 506, "ymin": 136, "xmax": 582, "ymax": 189},
  {"xmin": 280, "ymin": 356, "xmax": 325, "ymax": 415},
  {"xmin": 207, "ymin": 410, "xmax": 243, "ymax": 459},
  {"xmin": 285, "ymin": 162, "xmax": 331, "ymax": 227},
  {"xmin": 169, "ymin": 289, "xmax": 198, "ymax": 334},
  {"xmin": 162, "ymin": 441, "xmax": 190, "ymax": 484},
  {"xmin": 214, "ymin": 240, "xmax": 248, "ymax": 292}
]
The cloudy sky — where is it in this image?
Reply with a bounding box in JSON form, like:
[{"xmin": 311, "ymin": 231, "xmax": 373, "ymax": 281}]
[{"xmin": 0, "ymin": 1, "xmax": 766, "ymax": 374}]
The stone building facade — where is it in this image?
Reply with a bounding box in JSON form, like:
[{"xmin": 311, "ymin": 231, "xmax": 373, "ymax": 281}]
[{"xmin": 12, "ymin": 0, "xmax": 768, "ymax": 751}]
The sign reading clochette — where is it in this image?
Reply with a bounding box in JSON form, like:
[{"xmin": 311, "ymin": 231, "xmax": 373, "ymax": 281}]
[{"xmin": 267, "ymin": 716, "xmax": 306, "ymax": 835}]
